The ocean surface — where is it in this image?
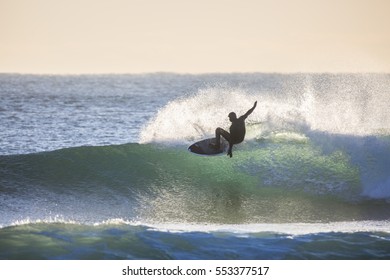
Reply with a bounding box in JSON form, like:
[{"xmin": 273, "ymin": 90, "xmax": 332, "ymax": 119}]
[{"xmin": 0, "ymin": 73, "xmax": 390, "ymax": 259}]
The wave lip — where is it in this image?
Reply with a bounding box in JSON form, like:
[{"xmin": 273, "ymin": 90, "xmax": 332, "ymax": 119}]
[
  {"xmin": 136, "ymin": 220, "xmax": 390, "ymax": 235},
  {"xmin": 137, "ymin": 83, "xmax": 390, "ymax": 204}
]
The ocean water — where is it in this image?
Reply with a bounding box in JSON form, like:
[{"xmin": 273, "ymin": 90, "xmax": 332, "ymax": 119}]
[{"xmin": 0, "ymin": 73, "xmax": 390, "ymax": 260}]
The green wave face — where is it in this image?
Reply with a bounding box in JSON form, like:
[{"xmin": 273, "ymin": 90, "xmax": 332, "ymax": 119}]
[{"xmin": 1, "ymin": 132, "xmax": 389, "ymax": 226}]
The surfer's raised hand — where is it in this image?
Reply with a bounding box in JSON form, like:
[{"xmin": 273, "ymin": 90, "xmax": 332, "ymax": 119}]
[{"xmin": 243, "ymin": 101, "xmax": 257, "ymax": 119}]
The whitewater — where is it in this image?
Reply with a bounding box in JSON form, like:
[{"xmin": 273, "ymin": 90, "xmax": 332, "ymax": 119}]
[{"xmin": 0, "ymin": 73, "xmax": 389, "ymax": 259}]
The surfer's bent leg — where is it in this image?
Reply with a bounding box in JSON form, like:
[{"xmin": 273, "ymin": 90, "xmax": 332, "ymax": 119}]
[{"xmin": 215, "ymin": 127, "xmax": 230, "ymax": 149}]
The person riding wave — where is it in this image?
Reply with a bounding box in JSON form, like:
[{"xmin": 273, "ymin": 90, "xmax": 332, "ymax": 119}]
[{"xmin": 212, "ymin": 101, "xmax": 257, "ymax": 158}]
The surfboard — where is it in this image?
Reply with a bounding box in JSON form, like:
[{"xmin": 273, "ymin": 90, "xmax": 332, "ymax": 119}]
[{"xmin": 188, "ymin": 138, "xmax": 227, "ymax": 155}]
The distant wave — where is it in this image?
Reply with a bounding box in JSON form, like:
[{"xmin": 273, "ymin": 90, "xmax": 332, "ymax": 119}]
[{"xmin": 1, "ymin": 220, "xmax": 390, "ymax": 259}]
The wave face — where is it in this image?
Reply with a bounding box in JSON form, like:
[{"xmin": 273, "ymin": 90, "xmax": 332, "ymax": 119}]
[{"xmin": 1, "ymin": 136, "xmax": 389, "ymax": 227}]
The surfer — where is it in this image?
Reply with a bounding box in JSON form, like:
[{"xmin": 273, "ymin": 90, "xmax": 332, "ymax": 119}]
[{"xmin": 212, "ymin": 101, "xmax": 257, "ymax": 157}]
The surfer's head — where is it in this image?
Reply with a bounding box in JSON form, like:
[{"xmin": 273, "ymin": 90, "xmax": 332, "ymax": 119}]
[{"xmin": 228, "ymin": 112, "xmax": 237, "ymax": 122}]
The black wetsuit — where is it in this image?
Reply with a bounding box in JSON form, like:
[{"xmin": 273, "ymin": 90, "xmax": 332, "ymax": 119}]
[
  {"xmin": 229, "ymin": 116, "xmax": 246, "ymax": 144},
  {"xmin": 215, "ymin": 101, "xmax": 257, "ymax": 157}
]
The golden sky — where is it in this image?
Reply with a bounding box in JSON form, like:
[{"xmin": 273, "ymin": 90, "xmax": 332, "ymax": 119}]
[{"xmin": 1, "ymin": 0, "xmax": 389, "ymax": 73}]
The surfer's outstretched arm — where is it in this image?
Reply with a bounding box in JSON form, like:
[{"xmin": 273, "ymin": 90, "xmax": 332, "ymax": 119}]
[{"xmin": 242, "ymin": 101, "xmax": 257, "ymax": 119}]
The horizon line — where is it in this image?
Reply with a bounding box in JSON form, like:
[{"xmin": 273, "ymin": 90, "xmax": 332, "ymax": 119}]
[{"xmin": 1, "ymin": 71, "xmax": 389, "ymax": 76}]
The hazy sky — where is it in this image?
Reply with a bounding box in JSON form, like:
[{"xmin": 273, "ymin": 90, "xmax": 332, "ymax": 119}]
[{"xmin": 1, "ymin": 0, "xmax": 389, "ymax": 73}]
